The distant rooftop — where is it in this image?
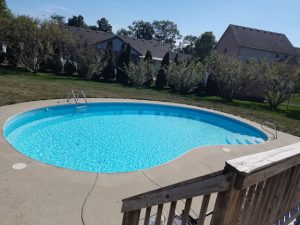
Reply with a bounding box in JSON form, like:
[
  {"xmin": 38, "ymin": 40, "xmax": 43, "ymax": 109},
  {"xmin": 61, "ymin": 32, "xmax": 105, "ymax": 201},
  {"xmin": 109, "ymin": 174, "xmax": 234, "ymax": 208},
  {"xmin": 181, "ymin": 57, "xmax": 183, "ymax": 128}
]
[
  {"xmin": 62, "ymin": 26, "xmax": 115, "ymax": 46},
  {"xmin": 295, "ymin": 47, "xmax": 300, "ymax": 57},
  {"xmin": 227, "ymin": 24, "xmax": 297, "ymax": 55},
  {"xmin": 62, "ymin": 25, "xmax": 191, "ymax": 60}
]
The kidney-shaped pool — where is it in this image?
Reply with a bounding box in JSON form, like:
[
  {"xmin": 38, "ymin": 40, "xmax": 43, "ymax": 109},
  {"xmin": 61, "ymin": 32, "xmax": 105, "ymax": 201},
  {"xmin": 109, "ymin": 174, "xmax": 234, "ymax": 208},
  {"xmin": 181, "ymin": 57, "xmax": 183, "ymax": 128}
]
[{"xmin": 3, "ymin": 102, "xmax": 268, "ymax": 173}]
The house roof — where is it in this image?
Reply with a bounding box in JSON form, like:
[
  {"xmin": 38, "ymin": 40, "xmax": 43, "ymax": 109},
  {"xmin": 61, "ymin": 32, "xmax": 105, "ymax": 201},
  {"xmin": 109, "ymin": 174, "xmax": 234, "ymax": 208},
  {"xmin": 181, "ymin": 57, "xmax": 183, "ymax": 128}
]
[
  {"xmin": 295, "ymin": 47, "xmax": 300, "ymax": 57},
  {"xmin": 63, "ymin": 26, "xmax": 115, "ymax": 46},
  {"xmin": 227, "ymin": 24, "xmax": 296, "ymax": 56},
  {"xmin": 62, "ymin": 25, "xmax": 191, "ymax": 60},
  {"xmin": 117, "ymin": 35, "xmax": 171, "ymax": 59}
]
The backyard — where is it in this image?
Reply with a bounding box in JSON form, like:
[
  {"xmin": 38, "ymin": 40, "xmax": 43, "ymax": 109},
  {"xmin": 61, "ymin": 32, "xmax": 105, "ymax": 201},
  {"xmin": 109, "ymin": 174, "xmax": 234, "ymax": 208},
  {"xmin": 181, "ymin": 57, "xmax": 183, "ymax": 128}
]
[{"xmin": 0, "ymin": 67, "xmax": 299, "ymax": 136}]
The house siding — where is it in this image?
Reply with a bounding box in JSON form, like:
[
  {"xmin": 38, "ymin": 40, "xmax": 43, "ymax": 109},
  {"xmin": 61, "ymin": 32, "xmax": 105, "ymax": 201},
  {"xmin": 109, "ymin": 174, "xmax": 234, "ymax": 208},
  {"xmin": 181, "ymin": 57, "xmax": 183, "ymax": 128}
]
[
  {"xmin": 215, "ymin": 28, "xmax": 240, "ymax": 56},
  {"xmin": 96, "ymin": 38, "xmax": 139, "ymax": 56},
  {"xmin": 238, "ymin": 47, "xmax": 288, "ymax": 62}
]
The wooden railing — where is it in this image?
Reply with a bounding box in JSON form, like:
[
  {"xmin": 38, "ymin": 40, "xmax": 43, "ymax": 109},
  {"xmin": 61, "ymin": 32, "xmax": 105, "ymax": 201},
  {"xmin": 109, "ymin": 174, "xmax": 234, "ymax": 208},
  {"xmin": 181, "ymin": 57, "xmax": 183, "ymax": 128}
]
[{"xmin": 121, "ymin": 142, "xmax": 300, "ymax": 225}]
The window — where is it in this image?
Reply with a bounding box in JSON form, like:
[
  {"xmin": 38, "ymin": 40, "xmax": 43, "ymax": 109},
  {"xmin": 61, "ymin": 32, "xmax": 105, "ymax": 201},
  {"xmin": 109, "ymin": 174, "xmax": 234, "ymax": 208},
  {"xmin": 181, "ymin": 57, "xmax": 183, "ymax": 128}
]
[{"xmin": 224, "ymin": 48, "xmax": 228, "ymax": 53}]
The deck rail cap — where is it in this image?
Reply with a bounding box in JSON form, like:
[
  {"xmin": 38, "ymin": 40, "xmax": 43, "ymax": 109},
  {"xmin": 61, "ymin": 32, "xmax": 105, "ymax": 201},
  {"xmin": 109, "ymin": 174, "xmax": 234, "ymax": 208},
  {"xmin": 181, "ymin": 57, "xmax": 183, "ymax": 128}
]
[{"xmin": 226, "ymin": 142, "xmax": 300, "ymax": 175}]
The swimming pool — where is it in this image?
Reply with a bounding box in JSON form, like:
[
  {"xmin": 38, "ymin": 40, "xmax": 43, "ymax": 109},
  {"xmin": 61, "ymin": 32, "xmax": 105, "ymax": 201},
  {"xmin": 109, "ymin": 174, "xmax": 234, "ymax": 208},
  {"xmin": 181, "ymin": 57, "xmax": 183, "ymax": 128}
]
[{"xmin": 3, "ymin": 102, "xmax": 268, "ymax": 173}]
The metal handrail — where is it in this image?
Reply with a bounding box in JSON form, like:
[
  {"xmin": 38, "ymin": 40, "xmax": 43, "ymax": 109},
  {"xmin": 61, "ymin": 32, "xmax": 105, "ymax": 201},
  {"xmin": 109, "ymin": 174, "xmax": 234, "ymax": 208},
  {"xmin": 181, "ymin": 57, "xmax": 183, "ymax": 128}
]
[
  {"xmin": 79, "ymin": 89, "xmax": 87, "ymax": 104},
  {"xmin": 66, "ymin": 90, "xmax": 76, "ymax": 103},
  {"xmin": 71, "ymin": 90, "xmax": 78, "ymax": 104},
  {"xmin": 261, "ymin": 121, "xmax": 278, "ymax": 139},
  {"xmin": 65, "ymin": 89, "xmax": 88, "ymax": 111}
]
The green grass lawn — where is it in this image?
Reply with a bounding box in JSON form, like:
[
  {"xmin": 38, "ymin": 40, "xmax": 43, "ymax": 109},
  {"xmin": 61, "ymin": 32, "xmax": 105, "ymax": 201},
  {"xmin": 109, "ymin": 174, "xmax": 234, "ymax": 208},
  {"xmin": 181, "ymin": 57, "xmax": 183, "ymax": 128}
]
[
  {"xmin": 1, "ymin": 67, "xmax": 300, "ymax": 136},
  {"xmin": 287, "ymin": 93, "xmax": 300, "ymax": 106}
]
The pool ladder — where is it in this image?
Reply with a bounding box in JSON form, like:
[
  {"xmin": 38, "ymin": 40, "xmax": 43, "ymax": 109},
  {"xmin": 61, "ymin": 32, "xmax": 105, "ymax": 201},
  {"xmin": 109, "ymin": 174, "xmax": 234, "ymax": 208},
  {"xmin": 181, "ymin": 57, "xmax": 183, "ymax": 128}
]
[
  {"xmin": 261, "ymin": 121, "xmax": 278, "ymax": 140},
  {"xmin": 66, "ymin": 89, "xmax": 88, "ymax": 113}
]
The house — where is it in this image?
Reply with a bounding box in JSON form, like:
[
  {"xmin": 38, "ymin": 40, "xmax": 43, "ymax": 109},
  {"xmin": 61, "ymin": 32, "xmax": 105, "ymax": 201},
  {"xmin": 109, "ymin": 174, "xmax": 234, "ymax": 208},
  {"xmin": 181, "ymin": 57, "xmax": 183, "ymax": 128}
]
[
  {"xmin": 295, "ymin": 48, "xmax": 300, "ymax": 65},
  {"xmin": 209, "ymin": 24, "xmax": 300, "ymax": 100},
  {"xmin": 215, "ymin": 24, "xmax": 299, "ymax": 64},
  {"xmin": 63, "ymin": 26, "xmax": 191, "ymax": 63}
]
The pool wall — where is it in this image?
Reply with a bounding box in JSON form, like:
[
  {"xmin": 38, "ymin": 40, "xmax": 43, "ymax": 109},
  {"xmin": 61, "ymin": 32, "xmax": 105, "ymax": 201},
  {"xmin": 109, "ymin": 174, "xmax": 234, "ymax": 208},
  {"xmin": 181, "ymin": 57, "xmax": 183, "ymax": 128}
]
[{"xmin": 3, "ymin": 102, "xmax": 268, "ymax": 141}]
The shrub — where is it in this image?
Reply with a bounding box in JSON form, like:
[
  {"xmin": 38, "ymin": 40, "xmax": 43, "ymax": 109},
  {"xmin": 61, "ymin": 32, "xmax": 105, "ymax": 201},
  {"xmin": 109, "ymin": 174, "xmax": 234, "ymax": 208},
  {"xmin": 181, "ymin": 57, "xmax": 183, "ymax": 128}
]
[
  {"xmin": 124, "ymin": 61, "xmax": 154, "ymax": 87},
  {"xmin": 155, "ymin": 52, "xmax": 169, "ymax": 89},
  {"xmin": 208, "ymin": 52, "xmax": 244, "ymax": 102},
  {"xmin": 0, "ymin": 52, "xmax": 5, "ymax": 64},
  {"xmin": 167, "ymin": 61, "xmax": 205, "ymax": 94},
  {"xmin": 262, "ymin": 61, "xmax": 298, "ymax": 109},
  {"xmin": 102, "ymin": 40, "xmax": 115, "ymax": 82},
  {"xmin": 144, "ymin": 50, "xmax": 152, "ymax": 61},
  {"xmin": 51, "ymin": 51, "xmax": 64, "ymax": 74},
  {"xmin": 295, "ymin": 69, "xmax": 300, "ymax": 93},
  {"xmin": 116, "ymin": 43, "xmax": 131, "ymax": 84},
  {"xmin": 143, "ymin": 50, "xmax": 153, "ymax": 87},
  {"xmin": 238, "ymin": 59, "xmax": 265, "ymax": 99},
  {"xmin": 64, "ymin": 60, "xmax": 77, "ymax": 75},
  {"xmin": 77, "ymin": 46, "xmax": 106, "ymax": 79},
  {"xmin": 102, "ymin": 60, "xmax": 115, "ymax": 81}
]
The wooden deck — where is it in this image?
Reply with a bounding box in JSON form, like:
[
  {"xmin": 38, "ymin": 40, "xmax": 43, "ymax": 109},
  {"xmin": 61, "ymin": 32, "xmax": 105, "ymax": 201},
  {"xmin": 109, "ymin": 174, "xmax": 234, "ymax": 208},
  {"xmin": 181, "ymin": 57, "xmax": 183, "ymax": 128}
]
[{"xmin": 121, "ymin": 142, "xmax": 300, "ymax": 225}]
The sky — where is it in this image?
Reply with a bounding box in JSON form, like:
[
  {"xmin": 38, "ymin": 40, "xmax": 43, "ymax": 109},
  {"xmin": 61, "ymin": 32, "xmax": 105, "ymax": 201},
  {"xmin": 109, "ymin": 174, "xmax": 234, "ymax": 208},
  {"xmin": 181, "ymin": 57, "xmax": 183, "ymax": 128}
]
[{"xmin": 6, "ymin": 0, "xmax": 300, "ymax": 47}]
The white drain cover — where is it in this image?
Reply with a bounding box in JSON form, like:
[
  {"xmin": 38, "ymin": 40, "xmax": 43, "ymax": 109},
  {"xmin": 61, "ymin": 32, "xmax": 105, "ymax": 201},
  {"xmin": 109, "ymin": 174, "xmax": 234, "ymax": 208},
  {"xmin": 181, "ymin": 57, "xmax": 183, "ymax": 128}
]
[
  {"xmin": 222, "ymin": 147, "xmax": 231, "ymax": 152},
  {"xmin": 12, "ymin": 163, "xmax": 27, "ymax": 170}
]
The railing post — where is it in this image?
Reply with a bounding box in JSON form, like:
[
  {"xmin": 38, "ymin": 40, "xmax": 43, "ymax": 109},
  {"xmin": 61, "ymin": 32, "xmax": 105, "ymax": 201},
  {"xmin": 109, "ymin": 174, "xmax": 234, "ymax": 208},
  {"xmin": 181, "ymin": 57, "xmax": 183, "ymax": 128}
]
[
  {"xmin": 210, "ymin": 173, "xmax": 245, "ymax": 225},
  {"xmin": 122, "ymin": 210, "xmax": 141, "ymax": 225},
  {"xmin": 211, "ymin": 175, "xmax": 240, "ymax": 225}
]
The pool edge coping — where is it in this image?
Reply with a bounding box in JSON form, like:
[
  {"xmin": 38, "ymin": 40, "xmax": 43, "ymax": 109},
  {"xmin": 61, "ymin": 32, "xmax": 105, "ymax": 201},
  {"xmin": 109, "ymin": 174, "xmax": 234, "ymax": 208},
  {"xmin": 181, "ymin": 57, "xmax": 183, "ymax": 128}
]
[{"xmin": 0, "ymin": 98, "xmax": 299, "ymax": 176}]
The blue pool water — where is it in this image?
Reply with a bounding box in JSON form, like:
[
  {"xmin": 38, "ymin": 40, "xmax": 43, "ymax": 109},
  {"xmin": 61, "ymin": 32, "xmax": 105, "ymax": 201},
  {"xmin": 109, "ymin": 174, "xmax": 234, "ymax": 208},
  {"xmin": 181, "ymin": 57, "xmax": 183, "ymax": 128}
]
[{"xmin": 3, "ymin": 103, "xmax": 268, "ymax": 173}]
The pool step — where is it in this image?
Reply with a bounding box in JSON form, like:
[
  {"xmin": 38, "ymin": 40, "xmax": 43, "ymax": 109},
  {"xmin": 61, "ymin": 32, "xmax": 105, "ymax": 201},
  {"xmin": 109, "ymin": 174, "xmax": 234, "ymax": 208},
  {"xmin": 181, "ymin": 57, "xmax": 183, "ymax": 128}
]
[
  {"xmin": 76, "ymin": 104, "xmax": 87, "ymax": 113},
  {"xmin": 225, "ymin": 135, "xmax": 264, "ymax": 145}
]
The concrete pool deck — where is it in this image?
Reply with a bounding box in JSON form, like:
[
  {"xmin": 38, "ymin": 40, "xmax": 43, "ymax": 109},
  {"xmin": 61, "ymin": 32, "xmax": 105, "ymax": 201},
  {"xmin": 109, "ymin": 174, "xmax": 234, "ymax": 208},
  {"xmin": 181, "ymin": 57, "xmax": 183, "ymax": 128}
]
[{"xmin": 0, "ymin": 98, "xmax": 299, "ymax": 225}]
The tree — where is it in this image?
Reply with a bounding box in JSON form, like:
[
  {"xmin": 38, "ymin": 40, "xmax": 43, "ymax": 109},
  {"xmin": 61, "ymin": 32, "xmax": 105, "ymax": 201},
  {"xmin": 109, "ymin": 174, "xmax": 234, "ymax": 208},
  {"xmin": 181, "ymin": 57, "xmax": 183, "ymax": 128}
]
[
  {"xmin": 51, "ymin": 49, "xmax": 64, "ymax": 74},
  {"xmin": 5, "ymin": 16, "xmax": 41, "ymax": 72},
  {"xmin": 152, "ymin": 20, "xmax": 181, "ymax": 48},
  {"xmin": 67, "ymin": 15, "xmax": 86, "ymax": 28},
  {"xmin": 174, "ymin": 53, "xmax": 179, "ymax": 64},
  {"xmin": 116, "ymin": 43, "xmax": 131, "ymax": 84},
  {"xmin": 38, "ymin": 20, "xmax": 75, "ymax": 73},
  {"xmin": 50, "ymin": 14, "xmax": 65, "ymax": 26},
  {"xmin": 0, "ymin": 0, "xmax": 12, "ymax": 18},
  {"xmin": 144, "ymin": 50, "xmax": 152, "ymax": 61},
  {"xmin": 124, "ymin": 61, "xmax": 155, "ymax": 87},
  {"xmin": 208, "ymin": 52, "xmax": 244, "ymax": 102},
  {"xmin": 180, "ymin": 35, "xmax": 198, "ymax": 54},
  {"xmin": 124, "ymin": 44, "xmax": 131, "ymax": 66},
  {"xmin": 128, "ymin": 20, "xmax": 154, "ymax": 40},
  {"xmin": 168, "ymin": 61, "xmax": 205, "ymax": 94},
  {"xmin": 102, "ymin": 40, "xmax": 115, "ymax": 81},
  {"xmin": 116, "ymin": 43, "xmax": 127, "ymax": 83},
  {"xmin": 88, "ymin": 25, "xmax": 98, "ymax": 31},
  {"xmin": 143, "ymin": 50, "xmax": 153, "ymax": 86},
  {"xmin": 240, "ymin": 59, "xmax": 265, "ymax": 97},
  {"xmin": 117, "ymin": 28, "xmax": 132, "ymax": 37},
  {"xmin": 262, "ymin": 61, "xmax": 297, "ymax": 109},
  {"xmin": 0, "ymin": 14, "xmax": 12, "ymax": 63},
  {"xmin": 155, "ymin": 52, "xmax": 170, "ymax": 89},
  {"xmin": 77, "ymin": 46, "xmax": 106, "ymax": 79},
  {"xmin": 296, "ymin": 69, "xmax": 300, "ymax": 93},
  {"xmin": 64, "ymin": 60, "xmax": 76, "ymax": 75},
  {"xmin": 193, "ymin": 32, "xmax": 216, "ymax": 61},
  {"xmin": 121, "ymin": 44, "xmax": 131, "ymax": 85},
  {"xmin": 97, "ymin": 17, "xmax": 112, "ymax": 33},
  {"xmin": 0, "ymin": 51, "xmax": 5, "ymax": 64}
]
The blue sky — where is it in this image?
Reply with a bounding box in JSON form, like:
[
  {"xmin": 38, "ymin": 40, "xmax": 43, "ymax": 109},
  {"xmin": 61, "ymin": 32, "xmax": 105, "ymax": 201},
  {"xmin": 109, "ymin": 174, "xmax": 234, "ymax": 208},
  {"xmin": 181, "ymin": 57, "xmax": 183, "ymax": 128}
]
[{"xmin": 6, "ymin": 0, "xmax": 300, "ymax": 46}]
